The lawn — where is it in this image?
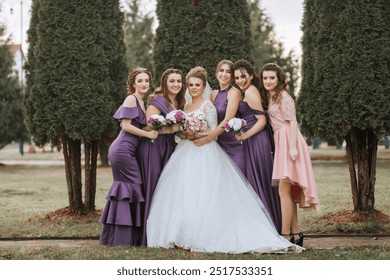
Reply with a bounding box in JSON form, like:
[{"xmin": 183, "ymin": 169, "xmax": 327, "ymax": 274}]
[{"xmin": 0, "ymin": 143, "xmax": 390, "ymax": 259}]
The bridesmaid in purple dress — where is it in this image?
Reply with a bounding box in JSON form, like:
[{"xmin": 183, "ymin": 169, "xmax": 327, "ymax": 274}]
[
  {"xmin": 99, "ymin": 67, "xmax": 158, "ymax": 246},
  {"xmin": 193, "ymin": 60, "xmax": 245, "ymax": 174},
  {"xmin": 136, "ymin": 68, "xmax": 186, "ymax": 246},
  {"xmin": 233, "ymin": 59, "xmax": 281, "ymax": 233}
]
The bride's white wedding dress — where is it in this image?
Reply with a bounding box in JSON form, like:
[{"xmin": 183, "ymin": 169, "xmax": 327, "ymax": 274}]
[{"xmin": 147, "ymin": 100, "xmax": 301, "ymax": 253}]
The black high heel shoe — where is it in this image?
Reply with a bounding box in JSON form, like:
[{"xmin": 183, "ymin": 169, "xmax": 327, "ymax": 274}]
[
  {"xmin": 281, "ymin": 232, "xmax": 294, "ymax": 243},
  {"xmin": 292, "ymin": 232, "xmax": 304, "ymax": 246}
]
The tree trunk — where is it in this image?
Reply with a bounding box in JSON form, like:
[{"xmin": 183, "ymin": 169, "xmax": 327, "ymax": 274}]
[
  {"xmin": 62, "ymin": 135, "xmax": 83, "ymax": 214},
  {"xmin": 98, "ymin": 143, "xmax": 110, "ymax": 167},
  {"xmin": 345, "ymin": 128, "xmax": 377, "ymax": 211},
  {"xmin": 84, "ymin": 139, "xmax": 98, "ymax": 212}
]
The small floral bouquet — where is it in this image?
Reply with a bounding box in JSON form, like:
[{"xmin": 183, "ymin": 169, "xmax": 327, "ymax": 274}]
[
  {"xmin": 224, "ymin": 118, "xmax": 247, "ymax": 143},
  {"xmin": 165, "ymin": 109, "xmax": 186, "ymax": 125},
  {"xmin": 147, "ymin": 114, "xmax": 166, "ymax": 143},
  {"xmin": 182, "ymin": 111, "xmax": 207, "ymax": 132}
]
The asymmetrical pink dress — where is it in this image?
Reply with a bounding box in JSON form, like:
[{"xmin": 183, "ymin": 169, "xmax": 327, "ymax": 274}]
[{"xmin": 268, "ymin": 91, "xmax": 319, "ymax": 210}]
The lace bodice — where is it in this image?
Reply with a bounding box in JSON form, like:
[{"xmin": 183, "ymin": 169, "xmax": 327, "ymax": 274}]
[
  {"xmin": 181, "ymin": 100, "xmax": 218, "ymax": 139},
  {"xmin": 195, "ymin": 100, "xmax": 218, "ymax": 130},
  {"xmin": 268, "ymin": 91, "xmax": 296, "ymax": 131}
]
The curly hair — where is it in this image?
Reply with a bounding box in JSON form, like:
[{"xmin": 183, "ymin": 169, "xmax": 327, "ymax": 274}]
[
  {"xmin": 233, "ymin": 59, "xmax": 269, "ymax": 109},
  {"xmin": 127, "ymin": 67, "xmax": 152, "ymax": 95},
  {"xmin": 259, "ymin": 63, "xmax": 289, "ymax": 104}
]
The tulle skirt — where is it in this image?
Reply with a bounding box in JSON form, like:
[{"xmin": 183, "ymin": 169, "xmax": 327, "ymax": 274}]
[{"xmin": 147, "ymin": 140, "xmax": 302, "ymax": 253}]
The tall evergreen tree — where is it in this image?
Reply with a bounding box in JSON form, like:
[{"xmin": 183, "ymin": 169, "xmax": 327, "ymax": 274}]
[
  {"xmin": 123, "ymin": 0, "xmax": 154, "ymax": 71},
  {"xmin": 299, "ymin": 0, "xmax": 390, "ymax": 211},
  {"xmin": 248, "ymin": 0, "xmax": 299, "ymax": 97},
  {"xmin": 153, "ymin": 0, "xmax": 253, "ymax": 87},
  {"xmin": 24, "ymin": 0, "xmax": 127, "ymax": 214},
  {"xmin": 0, "ymin": 22, "xmax": 28, "ymax": 149}
]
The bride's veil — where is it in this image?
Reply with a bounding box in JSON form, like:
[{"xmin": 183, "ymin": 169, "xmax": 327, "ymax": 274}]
[{"xmin": 185, "ymin": 81, "xmax": 212, "ymax": 104}]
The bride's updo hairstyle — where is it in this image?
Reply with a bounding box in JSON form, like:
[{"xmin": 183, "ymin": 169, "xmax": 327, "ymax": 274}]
[{"xmin": 186, "ymin": 66, "xmax": 208, "ymax": 86}]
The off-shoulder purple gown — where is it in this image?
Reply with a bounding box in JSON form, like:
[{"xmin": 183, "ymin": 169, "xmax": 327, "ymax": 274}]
[
  {"xmin": 214, "ymin": 86, "xmax": 246, "ymax": 174},
  {"xmin": 136, "ymin": 95, "xmax": 177, "ymax": 246},
  {"xmin": 99, "ymin": 99, "xmax": 146, "ymax": 246},
  {"xmin": 238, "ymin": 101, "xmax": 281, "ymax": 233}
]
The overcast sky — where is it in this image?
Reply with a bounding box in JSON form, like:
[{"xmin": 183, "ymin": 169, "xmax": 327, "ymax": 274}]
[{"xmin": 1, "ymin": 0, "xmax": 304, "ymax": 56}]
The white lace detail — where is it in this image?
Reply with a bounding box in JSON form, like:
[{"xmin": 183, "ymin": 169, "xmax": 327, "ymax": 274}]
[{"xmin": 199, "ymin": 100, "xmax": 218, "ymax": 130}]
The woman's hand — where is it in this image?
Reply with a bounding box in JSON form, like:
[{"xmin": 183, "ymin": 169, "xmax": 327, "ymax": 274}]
[
  {"xmin": 290, "ymin": 146, "xmax": 298, "ymax": 161},
  {"xmin": 193, "ymin": 136, "xmax": 209, "ymax": 147},
  {"xmin": 235, "ymin": 132, "xmax": 248, "ymax": 142},
  {"xmin": 184, "ymin": 131, "xmax": 196, "ymax": 140},
  {"xmin": 147, "ymin": 130, "xmax": 159, "ymax": 140},
  {"xmin": 171, "ymin": 123, "xmax": 180, "ymax": 133}
]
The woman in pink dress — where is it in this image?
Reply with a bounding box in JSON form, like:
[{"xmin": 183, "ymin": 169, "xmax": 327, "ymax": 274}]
[{"xmin": 261, "ymin": 63, "xmax": 319, "ymax": 247}]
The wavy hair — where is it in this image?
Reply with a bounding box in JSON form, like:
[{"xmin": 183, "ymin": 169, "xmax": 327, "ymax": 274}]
[
  {"xmin": 233, "ymin": 59, "xmax": 268, "ymax": 109},
  {"xmin": 148, "ymin": 68, "xmax": 186, "ymax": 110},
  {"xmin": 259, "ymin": 63, "xmax": 289, "ymax": 104},
  {"xmin": 127, "ymin": 67, "xmax": 152, "ymax": 95}
]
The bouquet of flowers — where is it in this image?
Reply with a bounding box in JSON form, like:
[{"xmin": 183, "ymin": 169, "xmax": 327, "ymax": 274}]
[
  {"xmin": 182, "ymin": 111, "xmax": 207, "ymax": 132},
  {"xmin": 224, "ymin": 118, "xmax": 247, "ymax": 143},
  {"xmin": 165, "ymin": 109, "xmax": 186, "ymax": 125},
  {"xmin": 147, "ymin": 114, "xmax": 166, "ymax": 143}
]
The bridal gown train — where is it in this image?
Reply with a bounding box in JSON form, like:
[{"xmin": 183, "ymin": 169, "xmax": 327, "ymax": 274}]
[{"xmin": 146, "ymin": 100, "xmax": 301, "ymax": 253}]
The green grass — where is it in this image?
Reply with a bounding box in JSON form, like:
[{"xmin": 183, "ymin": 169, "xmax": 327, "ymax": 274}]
[
  {"xmin": 1, "ymin": 246, "xmax": 390, "ymax": 260},
  {"xmin": 1, "ymin": 143, "xmax": 390, "ymax": 259}
]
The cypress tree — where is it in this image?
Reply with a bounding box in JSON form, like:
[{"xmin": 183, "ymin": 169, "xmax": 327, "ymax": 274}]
[
  {"xmin": 299, "ymin": 0, "xmax": 390, "ymax": 211},
  {"xmin": 0, "ymin": 30, "xmax": 27, "ymax": 149},
  {"xmin": 153, "ymin": 0, "xmax": 253, "ymax": 87},
  {"xmin": 24, "ymin": 0, "xmax": 127, "ymax": 214}
]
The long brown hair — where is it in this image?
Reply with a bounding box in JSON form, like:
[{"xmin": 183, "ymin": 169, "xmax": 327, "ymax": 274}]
[
  {"xmin": 233, "ymin": 59, "xmax": 268, "ymax": 109},
  {"xmin": 127, "ymin": 67, "xmax": 152, "ymax": 95},
  {"xmin": 259, "ymin": 63, "xmax": 289, "ymax": 104},
  {"xmin": 148, "ymin": 68, "xmax": 186, "ymax": 110}
]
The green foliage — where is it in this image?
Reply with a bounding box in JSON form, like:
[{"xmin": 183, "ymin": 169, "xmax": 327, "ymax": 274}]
[
  {"xmin": 0, "ymin": 28, "xmax": 28, "ymax": 148},
  {"xmin": 24, "ymin": 0, "xmax": 127, "ymax": 146},
  {"xmin": 153, "ymin": 0, "xmax": 253, "ymax": 88},
  {"xmin": 124, "ymin": 0, "xmax": 154, "ymax": 72},
  {"xmin": 299, "ymin": 0, "xmax": 390, "ymax": 140}
]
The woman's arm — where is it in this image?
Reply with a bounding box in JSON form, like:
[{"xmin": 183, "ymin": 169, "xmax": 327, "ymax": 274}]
[
  {"xmin": 145, "ymin": 104, "xmax": 180, "ymax": 135},
  {"xmin": 121, "ymin": 119, "xmax": 158, "ymax": 139},
  {"xmin": 120, "ymin": 96, "xmax": 158, "ymax": 139}
]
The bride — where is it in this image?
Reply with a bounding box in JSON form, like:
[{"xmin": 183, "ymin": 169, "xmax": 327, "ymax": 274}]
[{"xmin": 146, "ymin": 66, "xmax": 301, "ymax": 253}]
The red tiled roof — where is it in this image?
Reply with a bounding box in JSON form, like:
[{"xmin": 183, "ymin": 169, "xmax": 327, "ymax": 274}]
[{"xmin": 10, "ymin": 44, "xmax": 22, "ymax": 55}]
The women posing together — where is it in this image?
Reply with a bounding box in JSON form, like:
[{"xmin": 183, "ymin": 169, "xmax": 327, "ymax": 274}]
[{"xmin": 99, "ymin": 60, "xmax": 319, "ymax": 253}]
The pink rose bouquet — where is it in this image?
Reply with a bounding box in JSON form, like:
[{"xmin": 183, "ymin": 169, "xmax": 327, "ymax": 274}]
[
  {"xmin": 165, "ymin": 109, "xmax": 186, "ymax": 125},
  {"xmin": 147, "ymin": 114, "xmax": 166, "ymax": 142},
  {"xmin": 182, "ymin": 111, "xmax": 207, "ymax": 132}
]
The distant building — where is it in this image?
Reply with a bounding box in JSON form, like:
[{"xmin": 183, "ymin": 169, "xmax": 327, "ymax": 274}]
[{"xmin": 9, "ymin": 44, "xmax": 25, "ymax": 86}]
